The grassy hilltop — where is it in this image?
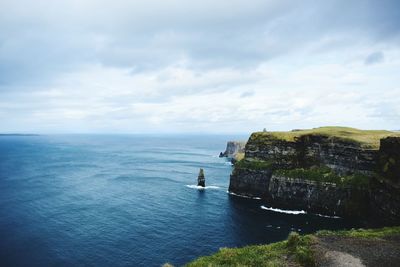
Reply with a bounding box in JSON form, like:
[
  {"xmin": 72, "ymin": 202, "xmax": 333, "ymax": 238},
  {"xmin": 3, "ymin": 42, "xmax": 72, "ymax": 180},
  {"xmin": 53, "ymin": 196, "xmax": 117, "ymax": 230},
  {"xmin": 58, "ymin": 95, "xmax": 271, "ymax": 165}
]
[{"xmin": 251, "ymin": 126, "xmax": 400, "ymax": 149}]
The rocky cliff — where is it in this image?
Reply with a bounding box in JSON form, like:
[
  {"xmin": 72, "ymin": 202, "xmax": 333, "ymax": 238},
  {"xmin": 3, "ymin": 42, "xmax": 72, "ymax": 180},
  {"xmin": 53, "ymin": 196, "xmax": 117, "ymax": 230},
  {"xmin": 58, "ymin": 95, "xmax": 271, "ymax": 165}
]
[
  {"xmin": 219, "ymin": 141, "xmax": 246, "ymax": 162},
  {"xmin": 228, "ymin": 127, "xmax": 400, "ymax": 224}
]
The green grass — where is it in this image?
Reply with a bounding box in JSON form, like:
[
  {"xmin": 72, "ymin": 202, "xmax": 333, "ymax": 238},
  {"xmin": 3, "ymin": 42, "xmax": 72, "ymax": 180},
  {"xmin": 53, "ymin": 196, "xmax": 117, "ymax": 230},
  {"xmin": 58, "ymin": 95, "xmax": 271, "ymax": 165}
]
[
  {"xmin": 274, "ymin": 166, "xmax": 372, "ymax": 188},
  {"xmin": 234, "ymin": 159, "xmax": 274, "ymax": 170},
  {"xmin": 185, "ymin": 226, "xmax": 400, "ymax": 267},
  {"xmin": 251, "ymin": 126, "xmax": 400, "ymax": 149},
  {"xmin": 317, "ymin": 226, "xmax": 400, "ymax": 239},
  {"xmin": 233, "ymin": 152, "xmax": 245, "ymax": 162},
  {"xmin": 185, "ymin": 233, "xmax": 314, "ymax": 267}
]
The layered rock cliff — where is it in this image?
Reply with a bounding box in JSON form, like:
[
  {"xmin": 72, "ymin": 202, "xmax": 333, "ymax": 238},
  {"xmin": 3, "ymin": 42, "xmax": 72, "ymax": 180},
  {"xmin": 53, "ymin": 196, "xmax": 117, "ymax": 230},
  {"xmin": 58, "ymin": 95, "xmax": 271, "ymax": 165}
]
[
  {"xmin": 228, "ymin": 127, "xmax": 400, "ymax": 224},
  {"xmin": 219, "ymin": 141, "xmax": 246, "ymax": 162}
]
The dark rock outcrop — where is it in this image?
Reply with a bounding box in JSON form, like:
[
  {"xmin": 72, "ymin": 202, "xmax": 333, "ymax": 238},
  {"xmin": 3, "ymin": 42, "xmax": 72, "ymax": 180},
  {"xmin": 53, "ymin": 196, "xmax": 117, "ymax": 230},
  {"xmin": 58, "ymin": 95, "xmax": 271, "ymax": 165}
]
[
  {"xmin": 379, "ymin": 137, "xmax": 400, "ymax": 183},
  {"xmin": 198, "ymin": 168, "xmax": 205, "ymax": 187},
  {"xmin": 229, "ymin": 168, "xmax": 272, "ymax": 198},
  {"xmin": 267, "ymin": 176, "xmax": 369, "ymax": 219}
]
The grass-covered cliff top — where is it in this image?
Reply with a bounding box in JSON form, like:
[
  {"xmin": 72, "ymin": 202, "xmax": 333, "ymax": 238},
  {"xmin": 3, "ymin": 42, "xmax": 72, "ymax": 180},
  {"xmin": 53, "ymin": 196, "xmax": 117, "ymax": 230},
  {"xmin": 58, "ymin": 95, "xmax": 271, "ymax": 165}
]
[
  {"xmin": 184, "ymin": 226, "xmax": 400, "ymax": 267},
  {"xmin": 251, "ymin": 126, "xmax": 400, "ymax": 149}
]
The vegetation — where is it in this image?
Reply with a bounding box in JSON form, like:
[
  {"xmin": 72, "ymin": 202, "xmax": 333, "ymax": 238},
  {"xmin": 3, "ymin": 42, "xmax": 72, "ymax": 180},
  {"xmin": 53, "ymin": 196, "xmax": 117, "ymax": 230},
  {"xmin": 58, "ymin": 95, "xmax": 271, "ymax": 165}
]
[
  {"xmin": 186, "ymin": 232, "xmax": 314, "ymax": 267},
  {"xmin": 317, "ymin": 226, "xmax": 400, "ymax": 239},
  {"xmin": 233, "ymin": 152, "xmax": 245, "ymax": 162},
  {"xmin": 251, "ymin": 126, "xmax": 400, "ymax": 149},
  {"xmin": 234, "ymin": 159, "xmax": 274, "ymax": 170},
  {"xmin": 185, "ymin": 226, "xmax": 400, "ymax": 267},
  {"xmin": 274, "ymin": 166, "xmax": 372, "ymax": 188}
]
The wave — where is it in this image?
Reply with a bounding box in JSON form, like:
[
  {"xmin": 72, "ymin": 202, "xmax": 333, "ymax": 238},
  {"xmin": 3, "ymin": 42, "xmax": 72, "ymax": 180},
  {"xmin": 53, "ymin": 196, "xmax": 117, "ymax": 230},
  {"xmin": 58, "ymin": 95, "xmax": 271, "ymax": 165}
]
[
  {"xmin": 261, "ymin": 206, "xmax": 341, "ymax": 218},
  {"xmin": 227, "ymin": 191, "xmax": 261, "ymax": 200},
  {"xmin": 260, "ymin": 206, "xmax": 306, "ymax": 215},
  {"xmin": 186, "ymin": 185, "xmax": 220, "ymax": 190},
  {"xmin": 315, "ymin": 213, "xmax": 341, "ymax": 219}
]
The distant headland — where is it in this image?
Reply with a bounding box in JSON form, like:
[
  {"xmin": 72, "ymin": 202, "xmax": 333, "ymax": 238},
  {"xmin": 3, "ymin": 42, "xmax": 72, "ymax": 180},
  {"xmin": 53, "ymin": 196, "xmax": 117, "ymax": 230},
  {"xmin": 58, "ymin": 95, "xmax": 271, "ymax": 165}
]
[{"xmin": 0, "ymin": 134, "xmax": 40, "ymax": 136}]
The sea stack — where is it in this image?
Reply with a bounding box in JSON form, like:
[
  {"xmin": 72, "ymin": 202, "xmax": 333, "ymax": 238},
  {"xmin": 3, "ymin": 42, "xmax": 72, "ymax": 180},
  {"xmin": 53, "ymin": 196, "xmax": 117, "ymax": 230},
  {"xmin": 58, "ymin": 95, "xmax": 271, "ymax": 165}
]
[{"xmin": 197, "ymin": 168, "xmax": 205, "ymax": 187}]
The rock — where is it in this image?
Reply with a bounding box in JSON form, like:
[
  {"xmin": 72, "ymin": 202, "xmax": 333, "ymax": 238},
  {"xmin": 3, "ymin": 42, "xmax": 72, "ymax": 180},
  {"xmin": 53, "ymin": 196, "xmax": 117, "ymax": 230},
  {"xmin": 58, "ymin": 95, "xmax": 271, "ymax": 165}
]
[
  {"xmin": 378, "ymin": 137, "xmax": 400, "ymax": 183},
  {"xmin": 244, "ymin": 133, "xmax": 378, "ymax": 174},
  {"xmin": 198, "ymin": 168, "xmax": 205, "ymax": 187},
  {"xmin": 229, "ymin": 167, "xmax": 271, "ymax": 198},
  {"xmin": 219, "ymin": 141, "xmax": 246, "ymax": 159},
  {"xmin": 228, "ymin": 132, "xmax": 400, "ymax": 224}
]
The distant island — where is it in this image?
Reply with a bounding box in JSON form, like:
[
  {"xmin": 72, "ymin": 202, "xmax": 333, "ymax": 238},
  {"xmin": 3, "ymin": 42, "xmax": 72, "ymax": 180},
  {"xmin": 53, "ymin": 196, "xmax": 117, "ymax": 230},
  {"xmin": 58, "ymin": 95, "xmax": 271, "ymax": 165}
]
[{"xmin": 0, "ymin": 134, "xmax": 39, "ymax": 136}]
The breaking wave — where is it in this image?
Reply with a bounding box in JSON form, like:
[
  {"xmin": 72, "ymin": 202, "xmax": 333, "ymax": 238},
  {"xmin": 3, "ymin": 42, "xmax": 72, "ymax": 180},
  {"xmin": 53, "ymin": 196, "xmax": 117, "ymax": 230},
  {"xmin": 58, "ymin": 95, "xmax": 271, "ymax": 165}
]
[
  {"xmin": 186, "ymin": 185, "xmax": 220, "ymax": 190},
  {"xmin": 261, "ymin": 206, "xmax": 306, "ymax": 215},
  {"xmin": 227, "ymin": 191, "xmax": 261, "ymax": 200},
  {"xmin": 315, "ymin": 213, "xmax": 341, "ymax": 219}
]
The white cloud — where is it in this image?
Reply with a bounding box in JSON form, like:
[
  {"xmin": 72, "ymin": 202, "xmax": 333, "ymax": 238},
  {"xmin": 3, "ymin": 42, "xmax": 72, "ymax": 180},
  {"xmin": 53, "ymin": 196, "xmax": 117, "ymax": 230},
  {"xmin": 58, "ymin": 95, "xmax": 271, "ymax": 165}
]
[{"xmin": 0, "ymin": 0, "xmax": 400, "ymax": 133}]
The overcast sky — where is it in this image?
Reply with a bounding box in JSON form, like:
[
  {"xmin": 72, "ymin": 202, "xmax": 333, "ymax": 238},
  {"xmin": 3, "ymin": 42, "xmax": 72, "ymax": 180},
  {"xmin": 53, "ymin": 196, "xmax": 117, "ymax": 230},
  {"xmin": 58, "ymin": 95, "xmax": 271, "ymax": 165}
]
[{"xmin": 0, "ymin": 0, "xmax": 399, "ymax": 134}]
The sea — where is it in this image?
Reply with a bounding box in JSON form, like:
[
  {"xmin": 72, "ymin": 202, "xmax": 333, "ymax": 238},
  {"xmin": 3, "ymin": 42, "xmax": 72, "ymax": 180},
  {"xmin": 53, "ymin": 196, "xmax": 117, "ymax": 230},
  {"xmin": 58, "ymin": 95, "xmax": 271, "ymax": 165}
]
[{"xmin": 0, "ymin": 135, "xmax": 361, "ymax": 267}]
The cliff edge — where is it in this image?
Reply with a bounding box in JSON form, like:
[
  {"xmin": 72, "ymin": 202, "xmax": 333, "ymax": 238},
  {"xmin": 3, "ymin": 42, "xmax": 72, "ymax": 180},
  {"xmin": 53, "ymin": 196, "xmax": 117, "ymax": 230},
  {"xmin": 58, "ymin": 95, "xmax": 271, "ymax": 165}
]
[
  {"xmin": 228, "ymin": 126, "xmax": 400, "ymax": 224},
  {"xmin": 185, "ymin": 226, "xmax": 400, "ymax": 267}
]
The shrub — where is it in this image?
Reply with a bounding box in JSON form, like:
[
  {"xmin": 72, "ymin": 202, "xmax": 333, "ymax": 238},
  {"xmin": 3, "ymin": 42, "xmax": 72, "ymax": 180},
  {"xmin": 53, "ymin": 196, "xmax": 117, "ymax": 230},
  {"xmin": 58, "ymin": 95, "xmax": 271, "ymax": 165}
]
[{"xmin": 287, "ymin": 232, "xmax": 300, "ymax": 249}]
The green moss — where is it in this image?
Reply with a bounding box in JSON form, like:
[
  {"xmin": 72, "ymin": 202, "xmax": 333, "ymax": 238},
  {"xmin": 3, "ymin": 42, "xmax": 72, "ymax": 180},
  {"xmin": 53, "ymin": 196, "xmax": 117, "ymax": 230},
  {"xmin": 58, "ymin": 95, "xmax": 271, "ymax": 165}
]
[
  {"xmin": 274, "ymin": 166, "xmax": 339, "ymax": 183},
  {"xmin": 185, "ymin": 233, "xmax": 314, "ymax": 267},
  {"xmin": 234, "ymin": 159, "xmax": 274, "ymax": 170},
  {"xmin": 186, "ymin": 227, "xmax": 400, "ymax": 267},
  {"xmin": 317, "ymin": 226, "xmax": 400, "ymax": 239},
  {"xmin": 274, "ymin": 166, "xmax": 372, "ymax": 188},
  {"xmin": 185, "ymin": 241, "xmax": 288, "ymax": 267},
  {"xmin": 251, "ymin": 126, "xmax": 400, "ymax": 149},
  {"xmin": 233, "ymin": 152, "xmax": 245, "ymax": 162}
]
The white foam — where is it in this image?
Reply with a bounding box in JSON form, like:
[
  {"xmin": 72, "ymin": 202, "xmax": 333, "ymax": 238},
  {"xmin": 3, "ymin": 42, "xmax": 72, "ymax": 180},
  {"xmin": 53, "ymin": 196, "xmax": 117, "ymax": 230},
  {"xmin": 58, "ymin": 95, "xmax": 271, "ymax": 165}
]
[
  {"xmin": 261, "ymin": 205, "xmax": 306, "ymax": 215},
  {"xmin": 186, "ymin": 185, "xmax": 220, "ymax": 190},
  {"xmin": 227, "ymin": 191, "xmax": 261, "ymax": 200},
  {"xmin": 315, "ymin": 213, "xmax": 341, "ymax": 219}
]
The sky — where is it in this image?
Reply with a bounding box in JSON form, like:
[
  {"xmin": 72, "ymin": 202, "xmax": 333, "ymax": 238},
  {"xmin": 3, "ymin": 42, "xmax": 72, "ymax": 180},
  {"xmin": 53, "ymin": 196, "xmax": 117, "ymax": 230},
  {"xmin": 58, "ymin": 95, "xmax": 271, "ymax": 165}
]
[{"xmin": 0, "ymin": 0, "xmax": 399, "ymax": 134}]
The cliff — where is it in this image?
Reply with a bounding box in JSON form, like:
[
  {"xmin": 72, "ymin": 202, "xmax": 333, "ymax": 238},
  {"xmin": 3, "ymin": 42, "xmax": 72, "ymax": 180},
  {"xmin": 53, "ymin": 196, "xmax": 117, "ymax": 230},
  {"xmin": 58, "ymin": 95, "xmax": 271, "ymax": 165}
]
[
  {"xmin": 185, "ymin": 226, "xmax": 400, "ymax": 267},
  {"xmin": 229, "ymin": 127, "xmax": 400, "ymax": 224},
  {"xmin": 219, "ymin": 141, "xmax": 246, "ymax": 162}
]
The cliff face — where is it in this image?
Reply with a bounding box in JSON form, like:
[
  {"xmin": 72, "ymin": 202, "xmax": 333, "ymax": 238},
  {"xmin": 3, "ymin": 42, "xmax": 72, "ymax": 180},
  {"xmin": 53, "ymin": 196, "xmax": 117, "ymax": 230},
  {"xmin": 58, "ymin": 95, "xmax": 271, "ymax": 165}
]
[
  {"xmin": 229, "ymin": 168, "xmax": 271, "ymax": 198},
  {"xmin": 245, "ymin": 134, "xmax": 378, "ymax": 174},
  {"xmin": 219, "ymin": 141, "xmax": 246, "ymax": 161},
  {"xmin": 228, "ymin": 128, "xmax": 400, "ymax": 224},
  {"xmin": 267, "ymin": 176, "xmax": 369, "ymax": 218}
]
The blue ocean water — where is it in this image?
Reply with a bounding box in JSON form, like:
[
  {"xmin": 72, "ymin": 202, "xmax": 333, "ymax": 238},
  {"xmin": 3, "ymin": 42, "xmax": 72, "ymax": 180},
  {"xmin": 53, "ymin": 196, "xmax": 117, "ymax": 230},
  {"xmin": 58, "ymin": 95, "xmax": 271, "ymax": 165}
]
[{"xmin": 0, "ymin": 135, "xmax": 360, "ymax": 267}]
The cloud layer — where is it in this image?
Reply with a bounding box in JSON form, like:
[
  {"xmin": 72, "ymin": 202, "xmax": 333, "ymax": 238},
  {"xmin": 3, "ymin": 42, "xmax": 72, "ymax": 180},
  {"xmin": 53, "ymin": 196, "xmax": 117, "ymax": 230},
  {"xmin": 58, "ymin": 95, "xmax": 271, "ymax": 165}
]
[{"xmin": 1, "ymin": 0, "xmax": 399, "ymax": 133}]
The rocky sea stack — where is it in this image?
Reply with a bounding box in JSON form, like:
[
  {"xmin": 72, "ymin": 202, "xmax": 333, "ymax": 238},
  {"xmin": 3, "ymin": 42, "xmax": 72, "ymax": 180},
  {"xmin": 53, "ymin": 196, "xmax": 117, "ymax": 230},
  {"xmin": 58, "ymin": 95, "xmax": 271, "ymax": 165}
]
[
  {"xmin": 228, "ymin": 127, "xmax": 400, "ymax": 225},
  {"xmin": 197, "ymin": 168, "xmax": 205, "ymax": 187}
]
